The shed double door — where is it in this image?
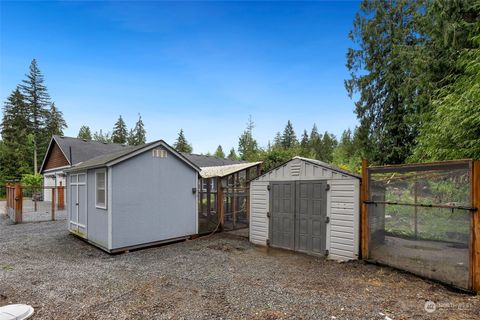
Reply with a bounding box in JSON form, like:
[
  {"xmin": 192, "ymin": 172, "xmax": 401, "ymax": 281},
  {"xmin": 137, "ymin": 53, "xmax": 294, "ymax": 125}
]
[
  {"xmin": 69, "ymin": 173, "xmax": 87, "ymax": 238},
  {"xmin": 269, "ymin": 180, "xmax": 327, "ymax": 256}
]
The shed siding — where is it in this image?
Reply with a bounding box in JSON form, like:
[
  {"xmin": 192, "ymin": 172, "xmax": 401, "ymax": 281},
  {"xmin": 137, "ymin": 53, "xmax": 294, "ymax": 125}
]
[
  {"xmin": 249, "ymin": 181, "xmax": 269, "ymax": 245},
  {"xmin": 86, "ymin": 169, "xmax": 109, "ymax": 249},
  {"xmin": 250, "ymin": 158, "xmax": 360, "ymax": 261},
  {"xmin": 111, "ymin": 149, "xmax": 197, "ymax": 250},
  {"xmin": 327, "ymin": 179, "xmax": 359, "ymax": 260}
]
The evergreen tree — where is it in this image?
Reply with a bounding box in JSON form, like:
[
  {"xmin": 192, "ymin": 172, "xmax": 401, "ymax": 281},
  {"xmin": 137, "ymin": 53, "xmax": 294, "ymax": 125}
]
[
  {"xmin": 299, "ymin": 129, "xmax": 312, "ymax": 157},
  {"xmin": 345, "ymin": 0, "xmax": 424, "ymax": 164},
  {"xmin": 0, "ymin": 88, "xmax": 34, "ymax": 177},
  {"xmin": 112, "ymin": 115, "xmax": 128, "ymax": 144},
  {"xmin": 238, "ymin": 115, "xmax": 259, "ymax": 161},
  {"xmin": 332, "ymin": 128, "xmax": 362, "ymax": 172},
  {"xmin": 309, "ymin": 124, "xmax": 322, "ymax": 160},
  {"xmin": 173, "ymin": 129, "xmax": 193, "ymax": 153},
  {"xmin": 281, "ymin": 120, "xmax": 297, "ymax": 149},
  {"xmin": 93, "ymin": 130, "xmax": 112, "ymax": 143},
  {"xmin": 320, "ymin": 132, "xmax": 337, "ymax": 163},
  {"xmin": 273, "ymin": 132, "xmax": 282, "ymax": 149},
  {"xmin": 227, "ymin": 148, "xmax": 238, "ymax": 160},
  {"xmin": 412, "ymin": 34, "xmax": 480, "ymax": 160},
  {"xmin": 128, "ymin": 114, "xmax": 146, "ymax": 146},
  {"xmin": 45, "ymin": 103, "xmax": 67, "ymax": 137},
  {"xmin": 77, "ymin": 125, "xmax": 92, "ymax": 140},
  {"xmin": 19, "ymin": 59, "xmax": 52, "ymax": 173},
  {"xmin": 214, "ymin": 145, "xmax": 225, "ymax": 158}
]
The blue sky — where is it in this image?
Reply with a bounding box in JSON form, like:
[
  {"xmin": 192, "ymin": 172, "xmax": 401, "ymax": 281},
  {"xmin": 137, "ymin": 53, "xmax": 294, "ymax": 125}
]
[{"xmin": 1, "ymin": 1, "xmax": 360, "ymax": 154}]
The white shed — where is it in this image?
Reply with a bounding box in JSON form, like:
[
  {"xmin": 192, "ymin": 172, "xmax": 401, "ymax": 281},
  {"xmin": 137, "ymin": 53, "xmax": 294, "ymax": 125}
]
[{"xmin": 249, "ymin": 156, "xmax": 361, "ymax": 261}]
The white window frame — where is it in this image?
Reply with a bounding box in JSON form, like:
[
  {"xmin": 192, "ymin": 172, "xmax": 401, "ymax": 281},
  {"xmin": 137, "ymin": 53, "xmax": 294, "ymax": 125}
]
[{"xmin": 95, "ymin": 168, "xmax": 107, "ymax": 210}]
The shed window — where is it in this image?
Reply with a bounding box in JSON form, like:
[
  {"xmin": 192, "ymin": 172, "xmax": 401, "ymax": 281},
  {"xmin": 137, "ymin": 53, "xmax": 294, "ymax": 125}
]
[{"xmin": 96, "ymin": 169, "xmax": 107, "ymax": 209}]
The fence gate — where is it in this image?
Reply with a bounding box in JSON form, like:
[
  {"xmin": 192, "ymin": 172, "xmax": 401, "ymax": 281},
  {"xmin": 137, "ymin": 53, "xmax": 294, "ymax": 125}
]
[{"xmin": 69, "ymin": 173, "xmax": 87, "ymax": 238}]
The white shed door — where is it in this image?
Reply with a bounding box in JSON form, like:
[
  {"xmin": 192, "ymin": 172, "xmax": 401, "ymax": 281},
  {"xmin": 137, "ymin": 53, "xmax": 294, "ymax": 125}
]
[{"xmin": 69, "ymin": 173, "xmax": 87, "ymax": 238}]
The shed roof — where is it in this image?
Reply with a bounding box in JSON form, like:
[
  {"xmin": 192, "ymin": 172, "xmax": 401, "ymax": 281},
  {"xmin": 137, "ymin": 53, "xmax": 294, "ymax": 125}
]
[
  {"xmin": 199, "ymin": 162, "xmax": 262, "ymax": 178},
  {"xmin": 180, "ymin": 153, "xmax": 246, "ymax": 168},
  {"xmin": 293, "ymin": 156, "xmax": 361, "ymax": 179},
  {"xmin": 40, "ymin": 135, "xmax": 127, "ymax": 173},
  {"xmin": 65, "ymin": 140, "xmax": 200, "ymax": 172},
  {"xmin": 252, "ymin": 156, "xmax": 361, "ymax": 181}
]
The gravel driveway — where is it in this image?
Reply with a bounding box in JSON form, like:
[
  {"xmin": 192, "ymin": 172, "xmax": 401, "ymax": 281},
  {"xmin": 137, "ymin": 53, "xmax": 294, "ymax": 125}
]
[{"xmin": 0, "ymin": 214, "xmax": 478, "ymax": 319}]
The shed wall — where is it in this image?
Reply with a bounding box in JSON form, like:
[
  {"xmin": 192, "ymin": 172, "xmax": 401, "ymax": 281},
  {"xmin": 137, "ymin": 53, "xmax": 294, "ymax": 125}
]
[
  {"xmin": 86, "ymin": 169, "xmax": 109, "ymax": 249},
  {"xmin": 250, "ymin": 158, "xmax": 360, "ymax": 261},
  {"xmin": 111, "ymin": 149, "xmax": 197, "ymax": 250}
]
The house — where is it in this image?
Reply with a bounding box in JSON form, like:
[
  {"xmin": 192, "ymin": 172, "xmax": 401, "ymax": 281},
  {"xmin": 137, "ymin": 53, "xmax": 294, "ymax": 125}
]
[
  {"xmin": 39, "ymin": 135, "xmax": 127, "ymax": 201},
  {"xmin": 249, "ymin": 156, "xmax": 361, "ymax": 261},
  {"xmin": 64, "ymin": 140, "xmax": 262, "ymax": 253}
]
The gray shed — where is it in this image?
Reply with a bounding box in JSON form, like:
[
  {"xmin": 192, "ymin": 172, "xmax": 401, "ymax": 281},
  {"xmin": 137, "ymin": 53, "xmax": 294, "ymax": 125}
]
[
  {"xmin": 249, "ymin": 156, "xmax": 361, "ymax": 261},
  {"xmin": 65, "ymin": 140, "xmax": 200, "ymax": 253}
]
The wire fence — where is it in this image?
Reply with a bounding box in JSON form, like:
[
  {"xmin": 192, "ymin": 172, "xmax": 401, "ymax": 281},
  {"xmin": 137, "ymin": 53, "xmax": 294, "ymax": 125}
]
[
  {"xmin": 4, "ymin": 183, "xmax": 67, "ymax": 224},
  {"xmin": 366, "ymin": 160, "xmax": 473, "ymax": 290}
]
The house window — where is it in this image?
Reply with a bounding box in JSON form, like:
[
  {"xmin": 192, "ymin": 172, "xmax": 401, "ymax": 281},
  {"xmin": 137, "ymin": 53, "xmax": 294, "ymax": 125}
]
[
  {"xmin": 152, "ymin": 148, "xmax": 167, "ymax": 158},
  {"xmin": 96, "ymin": 169, "xmax": 107, "ymax": 209}
]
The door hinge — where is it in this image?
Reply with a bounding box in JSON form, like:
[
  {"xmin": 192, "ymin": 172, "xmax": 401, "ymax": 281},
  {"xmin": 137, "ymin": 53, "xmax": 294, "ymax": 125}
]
[
  {"xmin": 267, "ymin": 211, "xmax": 271, "ymax": 218},
  {"xmin": 267, "ymin": 185, "xmax": 271, "ymax": 191},
  {"xmin": 325, "ymin": 249, "xmax": 329, "ymax": 256},
  {"xmin": 325, "ymin": 184, "xmax": 330, "ymax": 191},
  {"xmin": 325, "ymin": 216, "xmax": 330, "ymax": 224},
  {"xmin": 266, "ymin": 239, "xmax": 270, "ymax": 246}
]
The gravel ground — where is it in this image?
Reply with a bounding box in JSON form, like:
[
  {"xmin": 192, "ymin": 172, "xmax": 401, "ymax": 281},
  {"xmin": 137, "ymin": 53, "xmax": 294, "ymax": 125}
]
[{"xmin": 0, "ymin": 215, "xmax": 478, "ymax": 320}]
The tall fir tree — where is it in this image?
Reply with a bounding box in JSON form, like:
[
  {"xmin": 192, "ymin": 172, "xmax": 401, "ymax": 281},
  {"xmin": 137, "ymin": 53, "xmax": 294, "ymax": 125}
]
[
  {"xmin": 273, "ymin": 132, "xmax": 282, "ymax": 149},
  {"xmin": 128, "ymin": 114, "xmax": 146, "ymax": 146},
  {"xmin": 0, "ymin": 88, "xmax": 34, "ymax": 177},
  {"xmin": 281, "ymin": 120, "xmax": 297, "ymax": 149},
  {"xmin": 227, "ymin": 148, "xmax": 238, "ymax": 160},
  {"xmin": 45, "ymin": 103, "xmax": 67, "ymax": 137},
  {"xmin": 214, "ymin": 145, "xmax": 225, "ymax": 158},
  {"xmin": 93, "ymin": 130, "xmax": 112, "ymax": 143},
  {"xmin": 112, "ymin": 115, "xmax": 128, "ymax": 144},
  {"xmin": 77, "ymin": 125, "xmax": 92, "ymax": 140},
  {"xmin": 309, "ymin": 124, "xmax": 322, "ymax": 160},
  {"xmin": 238, "ymin": 115, "xmax": 258, "ymax": 161},
  {"xmin": 173, "ymin": 129, "xmax": 193, "ymax": 153},
  {"xmin": 19, "ymin": 59, "xmax": 52, "ymax": 173},
  {"xmin": 345, "ymin": 0, "xmax": 424, "ymax": 164},
  {"xmin": 299, "ymin": 129, "xmax": 311, "ymax": 157}
]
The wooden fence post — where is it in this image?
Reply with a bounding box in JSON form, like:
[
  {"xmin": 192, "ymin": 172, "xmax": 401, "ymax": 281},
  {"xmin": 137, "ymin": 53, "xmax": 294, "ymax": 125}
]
[
  {"xmin": 14, "ymin": 183, "xmax": 22, "ymax": 223},
  {"xmin": 217, "ymin": 177, "xmax": 224, "ymax": 231},
  {"xmin": 57, "ymin": 181, "xmax": 65, "ymax": 210},
  {"xmin": 51, "ymin": 188, "xmax": 56, "ymax": 221},
  {"xmin": 361, "ymin": 159, "xmax": 369, "ymax": 260},
  {"xmin": 471, "ymin": 160, "xmax": 480, "ymax": 292}
]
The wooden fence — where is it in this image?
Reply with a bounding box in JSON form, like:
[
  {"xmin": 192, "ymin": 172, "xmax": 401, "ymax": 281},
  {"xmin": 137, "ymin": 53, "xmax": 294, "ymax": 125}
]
[{"xmin": 4, "ymin": 182, "xmax": 66, "ymax": 224}]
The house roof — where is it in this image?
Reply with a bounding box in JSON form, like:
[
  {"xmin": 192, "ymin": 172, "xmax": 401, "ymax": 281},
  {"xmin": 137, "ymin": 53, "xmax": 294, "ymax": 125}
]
[
  {"xmin": 180, "ymin": 153, "xmax": 246, "ymax": 168},
  {"xmin": 65, "ymin": 140, "xmax": 200, "ymax": 172},
  {"xmin": 40, "ymin": 135, "xmax": 128, "ymax": 173},
  {"xmin": 199, "ymin": 162, "xmax": 262, "ymax": 178}
]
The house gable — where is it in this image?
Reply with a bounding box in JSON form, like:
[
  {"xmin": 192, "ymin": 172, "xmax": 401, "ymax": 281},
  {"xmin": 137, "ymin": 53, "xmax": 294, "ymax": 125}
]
[{"xmin": 43, "ymin": 141, "xmax": 70, "ymax": 172}]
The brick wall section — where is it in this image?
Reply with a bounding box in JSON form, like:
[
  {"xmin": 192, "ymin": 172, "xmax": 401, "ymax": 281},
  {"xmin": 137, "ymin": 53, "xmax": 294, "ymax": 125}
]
[{"xmin": 44, "ymin": 142, "xmax": 70, "ymax": 171}]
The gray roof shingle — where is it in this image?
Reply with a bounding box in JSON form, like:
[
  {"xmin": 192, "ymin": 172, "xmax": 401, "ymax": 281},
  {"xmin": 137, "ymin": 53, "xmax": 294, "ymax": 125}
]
[
  {"xmin": 53, "ymin": 135, "xmax": 127, "ymax": 164},
  {"xmin": 180, "ymin": 153, "xmax": 246, "ymax": 168}
]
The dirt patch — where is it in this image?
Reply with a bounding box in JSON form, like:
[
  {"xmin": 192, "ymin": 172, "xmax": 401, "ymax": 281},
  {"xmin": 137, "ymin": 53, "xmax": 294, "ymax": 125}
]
[{"xmin": 0, "ymin": 216, "xmax": 478, "ymax": 319}]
